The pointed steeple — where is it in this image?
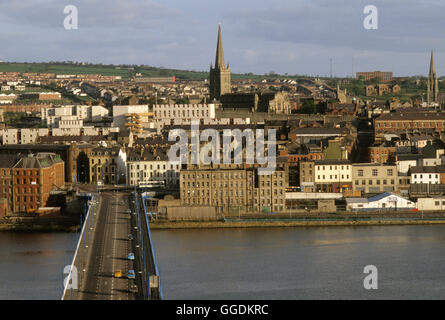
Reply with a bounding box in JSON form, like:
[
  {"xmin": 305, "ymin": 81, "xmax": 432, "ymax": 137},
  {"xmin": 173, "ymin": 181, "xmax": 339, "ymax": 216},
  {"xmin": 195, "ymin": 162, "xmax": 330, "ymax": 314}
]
[
  {"xmin": 215, "ymin": 24, "xmax": 225, "ymax": 69},
  {"xmin": 429, "ymin": 50, "xmax": 436, "ymax": 76}
]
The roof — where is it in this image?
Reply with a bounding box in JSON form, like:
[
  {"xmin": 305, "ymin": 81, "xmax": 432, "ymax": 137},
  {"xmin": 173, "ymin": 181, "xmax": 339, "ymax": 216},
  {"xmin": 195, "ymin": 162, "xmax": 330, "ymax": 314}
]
[
  {"xmin": 409, "ymin": 165, "xmax": 445, "ymax": 174},
  {"xmin": 376, "ymin": 111, "xmax": 445, "ymax": 122}
]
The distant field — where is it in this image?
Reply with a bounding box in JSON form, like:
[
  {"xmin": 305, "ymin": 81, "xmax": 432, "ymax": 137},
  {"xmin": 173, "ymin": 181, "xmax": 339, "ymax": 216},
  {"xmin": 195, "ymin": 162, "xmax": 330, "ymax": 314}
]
[{"xmin": 0, "ymin": 62, "xmax": 307, "ymax": 81}]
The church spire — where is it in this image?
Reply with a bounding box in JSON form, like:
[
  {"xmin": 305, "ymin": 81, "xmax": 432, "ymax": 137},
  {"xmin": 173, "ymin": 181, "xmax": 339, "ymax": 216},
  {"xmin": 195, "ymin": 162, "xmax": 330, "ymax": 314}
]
[
  {"xmin": 427, "ymin": 50, "xmax": 439, "ymax": 104},
  {"xmin": 215, "ymin": 24, "xmax": 225, "ymax": 69},
  {"xmin": 429, "ymin": 50, "xmax": 436, "ymax": 77}
]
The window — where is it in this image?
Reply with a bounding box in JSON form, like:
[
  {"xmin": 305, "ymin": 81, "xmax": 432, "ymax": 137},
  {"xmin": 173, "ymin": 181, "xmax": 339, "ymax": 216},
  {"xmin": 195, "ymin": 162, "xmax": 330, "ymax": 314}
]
[
  {"xmin": 387, "ymin": 169, "xmax": 393, "ymax": 176},
  {"xmin": 372, "ymin": 169, "xmax": 378, "ymax": 177},
  {"xmin": 358, "ymin": 170, "xmax": 364, "ymax": 177}
]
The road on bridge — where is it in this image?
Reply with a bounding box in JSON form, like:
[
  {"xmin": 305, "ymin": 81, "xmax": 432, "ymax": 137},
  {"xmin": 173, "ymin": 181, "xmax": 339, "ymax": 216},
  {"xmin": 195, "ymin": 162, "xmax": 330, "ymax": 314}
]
[{"xmin": 78, "ymin": 190, "xmax": 141, "ymax": 300}]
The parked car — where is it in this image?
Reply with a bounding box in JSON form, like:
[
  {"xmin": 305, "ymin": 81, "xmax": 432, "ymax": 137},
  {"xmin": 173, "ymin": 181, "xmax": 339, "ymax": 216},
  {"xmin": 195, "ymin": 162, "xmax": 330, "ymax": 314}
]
[{"xmin": 127, "ymin": 252, "xmax": 135, "ymax": 260}]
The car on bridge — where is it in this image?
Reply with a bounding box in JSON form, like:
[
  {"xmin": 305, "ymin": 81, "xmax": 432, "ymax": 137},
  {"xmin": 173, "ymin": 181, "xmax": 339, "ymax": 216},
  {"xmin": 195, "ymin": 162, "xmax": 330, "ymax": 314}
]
[
  {"xmin": 127, "ymin": 252, "xmax": 135, "ymax": 260},
  {"xmin": 130, "ymin": 284, "xmax": 138, "ymax": 294},
  {"xmin": 127, "ymin": 270, "xmax": 136, "ymax": 279},
  {"xmin": 114, "ymin": 270, "xmax": 122, "ymax": 278}
]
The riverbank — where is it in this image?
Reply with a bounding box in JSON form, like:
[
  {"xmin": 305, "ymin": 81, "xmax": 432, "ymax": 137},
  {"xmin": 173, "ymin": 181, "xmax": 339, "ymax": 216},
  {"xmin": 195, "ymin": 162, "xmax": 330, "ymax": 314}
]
[
  {"xmin": 150, "ymin": 219, "xmax": 445, "ymax": 230},
  {"xmin": 0, "ymin": 217, "xmax": 79, "ymax": 232}
]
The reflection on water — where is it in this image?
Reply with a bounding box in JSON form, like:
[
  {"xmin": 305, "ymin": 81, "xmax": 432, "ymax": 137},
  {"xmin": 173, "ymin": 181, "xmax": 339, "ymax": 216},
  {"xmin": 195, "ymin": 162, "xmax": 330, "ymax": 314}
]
[
  {"xmin": 152, "ymin": 225, "xmax": 445, "ymax": 300},
  {"xmin": 0, "ymin": 232, "xmax": 78, "ymax": 300}
]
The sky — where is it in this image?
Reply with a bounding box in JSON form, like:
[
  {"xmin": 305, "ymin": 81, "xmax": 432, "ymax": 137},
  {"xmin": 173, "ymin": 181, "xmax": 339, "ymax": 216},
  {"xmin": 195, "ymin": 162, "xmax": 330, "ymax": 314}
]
[{"xmin": 0, "ymin": 0, "xmax": 445, "ymax": 77}]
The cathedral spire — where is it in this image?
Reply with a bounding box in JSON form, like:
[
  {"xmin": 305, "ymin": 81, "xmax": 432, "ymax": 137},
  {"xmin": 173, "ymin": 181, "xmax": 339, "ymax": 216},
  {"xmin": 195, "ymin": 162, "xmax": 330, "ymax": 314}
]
[
  {"xmin": 215, "ymin": 24, "xmax": 225, "ymax": 69},
  {"xmin": 429, "ymin": 50, "xmax": 436, "ymax": 77},
  {"xmin": 427, "ymin": 50, "xmax": 439, "ymax": 104}
]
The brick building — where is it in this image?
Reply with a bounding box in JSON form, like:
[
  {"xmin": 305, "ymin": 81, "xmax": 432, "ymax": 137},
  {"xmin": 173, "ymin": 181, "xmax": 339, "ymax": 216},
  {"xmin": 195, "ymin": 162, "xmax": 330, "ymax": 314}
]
[
  {"xmin": 12, "ymin": 153, "xmax": 65, "ymax": 213},
  {"xmin": 356, "ymin": 71, "xmax": 393, "ymax": 82},
  {"xmin": 374, "ymin": 112, "xmax": 445, "ymax": 136}
]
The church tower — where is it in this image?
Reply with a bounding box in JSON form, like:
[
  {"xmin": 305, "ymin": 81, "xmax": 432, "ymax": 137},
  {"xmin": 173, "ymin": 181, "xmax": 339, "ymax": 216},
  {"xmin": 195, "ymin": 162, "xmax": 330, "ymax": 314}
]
[
  {"xmin": 427, "ymin": 50, "xmax": 439, "ymax": 104},
  {"xmin": 210, "ymin": 24, "xmax": 231, "ymax": 101}
]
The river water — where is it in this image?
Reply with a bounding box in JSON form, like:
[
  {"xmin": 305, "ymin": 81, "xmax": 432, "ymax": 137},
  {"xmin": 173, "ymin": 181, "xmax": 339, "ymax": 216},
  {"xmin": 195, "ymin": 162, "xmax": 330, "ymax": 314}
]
[
  {"xmin": 0, "ymin": 232, "xmax": 78, "ymax": 300},
  {"xmin": 152, "ymin": 225, "xmax": 445, "ymax": 300},
  {"xmin": 1, "ymin": 225, "xmax": 445, "ymax": 299}
]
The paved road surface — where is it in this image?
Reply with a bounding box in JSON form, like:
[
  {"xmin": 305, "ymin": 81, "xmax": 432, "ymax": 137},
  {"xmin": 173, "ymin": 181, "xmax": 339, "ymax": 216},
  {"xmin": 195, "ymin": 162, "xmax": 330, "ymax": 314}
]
[{"xmin": 79, "ymin": 191, "xmax": 139, "ymax": 300}]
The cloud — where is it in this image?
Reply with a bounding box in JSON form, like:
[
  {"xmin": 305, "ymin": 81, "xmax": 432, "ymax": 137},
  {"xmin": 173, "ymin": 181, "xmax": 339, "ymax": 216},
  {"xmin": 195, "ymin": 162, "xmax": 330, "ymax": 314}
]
[{"xmin": 0, "ymin": 0, "xmax": 444, "ymax": 76}]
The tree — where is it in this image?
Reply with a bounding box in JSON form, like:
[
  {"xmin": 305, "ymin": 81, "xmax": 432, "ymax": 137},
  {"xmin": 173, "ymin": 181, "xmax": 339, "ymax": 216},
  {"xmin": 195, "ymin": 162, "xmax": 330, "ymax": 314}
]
[{"xmin": 299, "ymin": 100, "xmax": 316, "ymax": 114}]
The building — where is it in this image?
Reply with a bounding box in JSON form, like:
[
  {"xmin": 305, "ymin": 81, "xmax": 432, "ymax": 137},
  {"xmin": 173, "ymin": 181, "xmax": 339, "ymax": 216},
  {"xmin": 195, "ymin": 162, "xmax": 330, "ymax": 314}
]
[
  {"xmin": 180, "ymin": 167, "xmax": 287, "ymax": 214},
  {"xmin": 374, "ymin": 111, "xmax": 445, "ymax": 136},
  {"xmin": 12, "ymin": 153, "xmax": 65, "ymax": 213},
  {"xmin": 89, "ymin": 147, "xmax": 126, "ymax": 185},
  {"xmin": 410, "ymin": 165, "xmax": 445, "ymax": 184},
  {"xmin": 299, "ymin": 160, "xmax": 315, "ymax": 192},
  {"xmin": 153, "ymin": 103, "xmax": 216, "ymax": 131},
  {"xmin": 352, "ymin": 163, "xmax": 398, "ymax": 194},
  {"xmin": 209, "ymin": 25, "xmax": 231, "ymax": 101},
  {"xmin": 0, "ymin": 154, "xmax": 20, "ymax": 215},
  {"xmin": 126, "ymin": 148, "xmax": 180, "ymax": 188},
  {"xmin": 346, "ymin": 192, "xmax": 415, "ymax": 211},
  {"xmin": 356, "ymin": 71, "xmax": 393, "ymax": 82},
  {"xmin": 314, "ymin": 160, "xmax": 352, "ymax": 192}
]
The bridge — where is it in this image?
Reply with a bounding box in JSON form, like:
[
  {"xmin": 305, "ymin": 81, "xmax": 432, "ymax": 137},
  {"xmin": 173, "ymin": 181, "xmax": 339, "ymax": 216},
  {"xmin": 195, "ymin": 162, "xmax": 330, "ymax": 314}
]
[{"xmin": 62, "ymin": 186, "xmax": 162, "ymax": 300}]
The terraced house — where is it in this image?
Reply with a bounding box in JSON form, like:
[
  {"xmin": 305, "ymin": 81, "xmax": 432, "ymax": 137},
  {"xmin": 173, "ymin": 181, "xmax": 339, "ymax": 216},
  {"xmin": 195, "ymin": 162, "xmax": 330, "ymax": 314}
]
[{"xmin": 89, "ymin": 147, "xmax": 126, "ymax": 185}]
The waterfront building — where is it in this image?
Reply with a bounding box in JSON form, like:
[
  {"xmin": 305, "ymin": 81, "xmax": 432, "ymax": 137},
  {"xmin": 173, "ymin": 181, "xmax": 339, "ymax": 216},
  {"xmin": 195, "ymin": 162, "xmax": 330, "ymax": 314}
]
[
  {"xmin": 180, "ymin": 167, "xmax": 287, "ymax": 214},
  {"xmin": 126, "ymin": 148, "xmax": 179, "ymax": 188},
  {"xmin": 314, "ymin": 160, "xmax": 352, "ymax": 193},
  {"xmin": 12, "ymin": 153, "xmax": 65, "ymax": 213},
  {"xmin": 351, "ymin": 163, "xmax": 398, "ymax": 194}
]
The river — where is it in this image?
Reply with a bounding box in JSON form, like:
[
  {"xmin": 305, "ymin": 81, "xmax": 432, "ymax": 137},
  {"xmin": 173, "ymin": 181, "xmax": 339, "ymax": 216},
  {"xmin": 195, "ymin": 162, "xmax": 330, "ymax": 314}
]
[
  {"xmin": 1, "ymin": 225, "xmax": 445, "ymax": 299},
  {"xmin": 152, "ymin": 225, "xmax": 445, "ymax": 299}
]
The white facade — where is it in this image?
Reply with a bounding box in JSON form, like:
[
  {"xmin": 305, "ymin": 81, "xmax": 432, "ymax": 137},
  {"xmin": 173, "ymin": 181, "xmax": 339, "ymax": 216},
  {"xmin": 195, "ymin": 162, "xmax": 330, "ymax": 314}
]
[
  {"xmin": 42, "ymin": 105, "xmax": 109, "ymax": 128},
  {"xmin": 411, "ymin": 170, "xmax": 440, "ymax": 184},
  {"xmin": 52, "ymin": 128, "xmax": 81, "ymax": 136},
  {"xmin": 112, "ymin": 105, "xmax": 151, "ymax": 129},
  {"xmin": 1, "ymin": 128, "xmax": 49, "ymax": 144},
  {"xmin": 314, "ymin": 163, "xmax": 352, "ymax": 184},
  {"xmin": 153, "ymin": 104, "xmax": 216, "ymax": 132},
  {"xmin": 1, "ymin": 129, "xmax": 18, "ymax": 144},
  {"xmin": 397, "ymin": 159, "xmax": 418, "ymax": 175},
  {"xmin": 346, "ymin": 192, "xmax": 415, "ymax": 211},
  {"xmin": 127, "ymin": 159, "xmax": 180, "ymax": 187},
  {"xmin": 417, "ymin": 197, "xmax": 445, "ymax": 211}
]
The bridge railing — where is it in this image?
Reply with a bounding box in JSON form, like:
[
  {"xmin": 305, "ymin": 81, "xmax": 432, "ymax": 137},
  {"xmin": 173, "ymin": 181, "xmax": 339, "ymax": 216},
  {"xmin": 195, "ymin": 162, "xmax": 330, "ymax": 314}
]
[{"xmin": 61, "ymin": 194, "xmax": 97, "ymax": 300}]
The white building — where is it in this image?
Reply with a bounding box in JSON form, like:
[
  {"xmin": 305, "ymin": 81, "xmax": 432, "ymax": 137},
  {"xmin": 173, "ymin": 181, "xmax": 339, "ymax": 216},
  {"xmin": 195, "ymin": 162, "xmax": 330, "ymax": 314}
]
[
  {"xmin": 153, "ymin": 103, "xmax": 216, "ymax": 132},
  {"xmin": 126, "ymin": 150, "xmax": 179, "ymax": 188},
  {"xmin": 417, "ymin": 197, "xmax": 445, "ymax": 211},
  {"xmin": 1, "ymin": 128, "xmax": 49, "ymax": 144},
  {"xmin": 314, "ymin": 160, "xmax": 352, "ymax": 187},
  {"xmin": 41, "ymin": 105, "xmax": 109, "ymax": 128},
  {"xmin": 112, "ymin": 105, "xmax": 153, "ymax": 130},
  {"xmin": 346, "ymin": 192, "xmax": 416, "ymax": 211},
  {"xmin": 410, "ymin": 166, "xmax": 445, "ymax": 184}
]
